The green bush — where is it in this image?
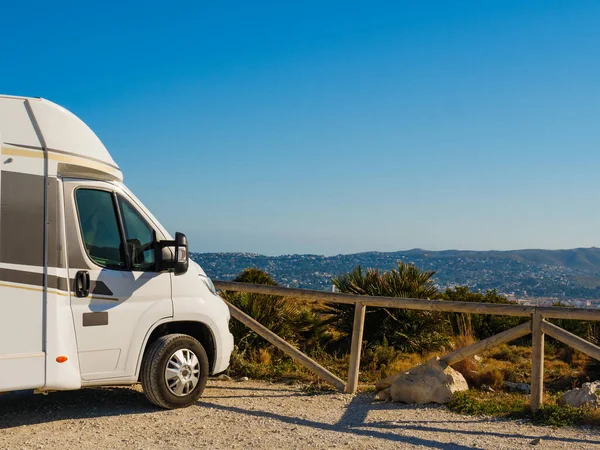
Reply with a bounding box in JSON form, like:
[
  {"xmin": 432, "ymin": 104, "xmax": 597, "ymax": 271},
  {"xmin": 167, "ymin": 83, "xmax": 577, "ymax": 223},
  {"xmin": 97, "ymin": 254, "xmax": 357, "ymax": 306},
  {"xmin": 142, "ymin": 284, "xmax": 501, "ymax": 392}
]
[
  {"xmin": 362, "ymin": 338, "xmax": 398, "ymax": 368},
  {"xmin": 448, "ymin": 391, "xmax": 600, "ymax": 427},
  {"xmin": 532, "ymin": 404, "xmax": 585, "ymax": 427},
  {"xmin": 448, "ymin": 391, "xmax": 528, "ymax": 417},
  {"xmin": 220, "ymin": 268, "xmax": 327, "ymax": 352},
  {"xmin": 442, "ymin": 286, "xmax": 528, "ymax": 340}
]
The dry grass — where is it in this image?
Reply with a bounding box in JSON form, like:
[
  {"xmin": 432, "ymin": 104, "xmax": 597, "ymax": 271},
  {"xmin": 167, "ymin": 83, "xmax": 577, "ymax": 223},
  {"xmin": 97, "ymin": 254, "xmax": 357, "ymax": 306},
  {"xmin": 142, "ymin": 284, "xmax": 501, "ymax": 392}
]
[
  {"xmin": 489, "ymin": 344, "xmax": 529, "ymax": 363},
  {"xmin": 229, "ymin": 333, "xmax": 596, "ymax": 405},
  {"xmin": 445, "ymin": 340, "xmax": 595, "ymax": 393},
  {"xmin": 257, "ymin": 348, "xmax": 272, "ymax": 365},
  {"xmin": 476, "ymin": 368, "xmax": 505, "ymax": 389},
  {"xmin": 451, "ymin": 357, "xmax": 479, "ymax": 384},
  {"xmin": 453, "ymin": 315, "xmax": 475, "ymax": 348},
  {"xmin": 231, "ymin": 341, "xmax": 600, "ymax": 428},
  {"xmin": 360, "ymin": 345, "xmax": 432, "ymax": 382}
]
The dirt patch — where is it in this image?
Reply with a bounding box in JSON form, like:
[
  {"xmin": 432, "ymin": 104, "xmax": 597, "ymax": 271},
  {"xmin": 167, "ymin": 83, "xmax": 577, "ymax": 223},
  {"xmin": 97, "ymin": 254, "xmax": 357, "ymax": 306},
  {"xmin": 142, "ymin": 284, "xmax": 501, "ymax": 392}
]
[{"xmin": 0, "ymin": 380, "xmax": 599, "ymax": 449}]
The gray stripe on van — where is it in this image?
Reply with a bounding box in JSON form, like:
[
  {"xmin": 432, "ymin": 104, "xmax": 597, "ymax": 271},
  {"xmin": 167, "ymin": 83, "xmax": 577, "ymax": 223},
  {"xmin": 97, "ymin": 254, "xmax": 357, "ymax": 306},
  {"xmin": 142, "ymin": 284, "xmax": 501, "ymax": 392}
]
[
  {"xmin": 0, "ymin": 268, "xmax": 66, "ymax": 291},
  {"xmin": 0, "ymin": 268, "xmax": 113, "ymax": 296},
  {"xmin": 0, "ymin": 172, "xmax": 44, "ymax": 267}
]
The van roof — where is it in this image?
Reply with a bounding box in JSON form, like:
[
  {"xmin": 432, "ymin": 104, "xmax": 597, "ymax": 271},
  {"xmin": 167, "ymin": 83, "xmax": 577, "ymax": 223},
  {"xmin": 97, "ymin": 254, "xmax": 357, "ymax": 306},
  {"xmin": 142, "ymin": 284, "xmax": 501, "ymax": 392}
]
[{"xmin": 0, "ymin": 95, "xmax": 122, "ymax": 181}]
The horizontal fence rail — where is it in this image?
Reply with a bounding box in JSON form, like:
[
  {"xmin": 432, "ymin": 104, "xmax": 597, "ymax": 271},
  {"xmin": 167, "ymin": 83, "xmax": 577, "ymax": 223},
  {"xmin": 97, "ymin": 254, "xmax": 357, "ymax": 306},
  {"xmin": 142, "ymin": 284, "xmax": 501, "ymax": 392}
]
[
  {"xmin": 215, "ymin": 280, "xmax": 600, "ymax": 411},
  {"xmin": 214, "ymin": 281, "xmax": 600, "ymax": 321}
]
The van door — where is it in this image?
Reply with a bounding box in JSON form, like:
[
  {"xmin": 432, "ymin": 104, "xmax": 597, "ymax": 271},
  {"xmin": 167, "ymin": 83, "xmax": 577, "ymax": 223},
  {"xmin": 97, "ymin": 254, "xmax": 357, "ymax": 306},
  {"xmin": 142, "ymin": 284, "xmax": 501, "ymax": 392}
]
[{"xmin": 62, "ymin": 179, "xmax": 173, "ymax": 380}]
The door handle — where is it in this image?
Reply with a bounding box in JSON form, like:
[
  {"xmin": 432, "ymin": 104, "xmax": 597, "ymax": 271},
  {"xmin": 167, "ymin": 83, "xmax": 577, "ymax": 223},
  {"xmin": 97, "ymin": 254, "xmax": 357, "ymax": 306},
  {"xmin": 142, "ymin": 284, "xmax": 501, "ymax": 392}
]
[{"xmin": 75, "ymin": 270, "xmax": 90, "ymax": 298}]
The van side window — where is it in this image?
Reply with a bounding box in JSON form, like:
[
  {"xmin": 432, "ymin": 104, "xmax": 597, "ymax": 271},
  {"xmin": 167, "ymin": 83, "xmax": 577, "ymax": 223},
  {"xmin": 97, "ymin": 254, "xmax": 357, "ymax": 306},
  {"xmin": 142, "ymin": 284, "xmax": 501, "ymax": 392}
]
[
  {"xmin": 76, "ymin": 189, "xmax": 126, "ymax": 269},
  {"xmin": 118, "ymin": 197, "xmax": 156, "ymax": 271}
]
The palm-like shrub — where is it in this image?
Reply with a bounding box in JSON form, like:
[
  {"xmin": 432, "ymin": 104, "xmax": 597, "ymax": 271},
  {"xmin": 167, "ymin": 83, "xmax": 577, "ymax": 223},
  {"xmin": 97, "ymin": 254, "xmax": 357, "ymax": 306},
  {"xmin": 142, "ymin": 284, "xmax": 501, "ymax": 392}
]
[{"xmin": 331, "ymin": 261, "xmax": 451, "ymax": 353}]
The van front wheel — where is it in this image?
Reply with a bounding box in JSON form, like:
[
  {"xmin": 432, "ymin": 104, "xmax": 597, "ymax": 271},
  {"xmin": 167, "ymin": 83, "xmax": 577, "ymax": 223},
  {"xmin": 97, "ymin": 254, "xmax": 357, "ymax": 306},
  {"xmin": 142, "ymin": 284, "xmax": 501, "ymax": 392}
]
[{"xmin": 141, "ymin": 333, "xmax": 209, "ymax": 409}]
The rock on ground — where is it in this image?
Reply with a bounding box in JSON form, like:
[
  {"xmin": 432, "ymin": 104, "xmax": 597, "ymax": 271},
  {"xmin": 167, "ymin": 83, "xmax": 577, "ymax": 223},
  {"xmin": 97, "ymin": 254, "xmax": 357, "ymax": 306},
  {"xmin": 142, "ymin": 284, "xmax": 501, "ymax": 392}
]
[
  {"xmin": 376, "ymin": 357, "xmax": 469, "ymax": 404},
  {"xmin": 0, "ymin": 380, "xmax": 599, "ymax": 449},
  {"xmin": 561, "ymin": 382, "xmax": 600, "ymax": 408},
  {"xmin": 504, "ymin": 381, "xmax": 531, "ymax": 394}
]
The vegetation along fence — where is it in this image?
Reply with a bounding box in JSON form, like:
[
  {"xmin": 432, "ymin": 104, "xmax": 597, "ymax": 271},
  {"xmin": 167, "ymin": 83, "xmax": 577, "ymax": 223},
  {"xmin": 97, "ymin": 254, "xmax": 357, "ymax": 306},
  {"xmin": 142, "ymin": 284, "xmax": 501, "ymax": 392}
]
[{"xmin": 214, "ymin": 280, "xmax": 600, "ymax": 411}]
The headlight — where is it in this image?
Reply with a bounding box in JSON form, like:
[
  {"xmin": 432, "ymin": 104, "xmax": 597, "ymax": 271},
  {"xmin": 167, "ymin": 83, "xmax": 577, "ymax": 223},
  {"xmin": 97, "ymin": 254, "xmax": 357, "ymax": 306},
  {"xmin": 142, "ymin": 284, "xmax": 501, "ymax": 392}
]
[{"xmin": 200, "ymin": 275, "xmax": 217, "ymax": 295}]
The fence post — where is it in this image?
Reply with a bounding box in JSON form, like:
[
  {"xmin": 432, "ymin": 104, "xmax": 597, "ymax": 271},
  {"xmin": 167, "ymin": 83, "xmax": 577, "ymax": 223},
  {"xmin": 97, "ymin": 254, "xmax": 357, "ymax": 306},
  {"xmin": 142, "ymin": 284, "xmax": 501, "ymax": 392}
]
[
  {"xmin": 531, "ymin": 312, "xmax": 545, "ymax": 411},
  {"xmin": 346, "ymin": 302, "xmax": 366, "ymax": 394}
]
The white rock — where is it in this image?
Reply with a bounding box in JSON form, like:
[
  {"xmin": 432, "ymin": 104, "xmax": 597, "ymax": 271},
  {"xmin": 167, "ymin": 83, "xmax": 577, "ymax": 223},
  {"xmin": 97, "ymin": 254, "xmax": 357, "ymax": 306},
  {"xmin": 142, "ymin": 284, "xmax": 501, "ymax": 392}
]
[
  {"xmin": 561, "ymin": 382, "xmax": 600, "ymax": 408},
  {"xmin": 376, "ymin": 357, "xmax": 468, "ymax": 405},
  {"xmin": 374, "ymin": 388, "xmax": 391, "ymax": 401},
  {"xmin": 375, "ymin": 373, "xmax": 402, "ymax": 392},
  {"xmin": 215, "ymin": 374, "xmax": 232, "ymax": 381}
]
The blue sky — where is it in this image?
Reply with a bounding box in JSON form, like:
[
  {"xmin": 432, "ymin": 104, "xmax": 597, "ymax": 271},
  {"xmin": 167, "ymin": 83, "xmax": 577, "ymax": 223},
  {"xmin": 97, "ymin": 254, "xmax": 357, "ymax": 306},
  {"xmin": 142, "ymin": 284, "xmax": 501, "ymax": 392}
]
[{"xmin": 2, "ymin": 1, "xmax": 600, "ymax": 255}]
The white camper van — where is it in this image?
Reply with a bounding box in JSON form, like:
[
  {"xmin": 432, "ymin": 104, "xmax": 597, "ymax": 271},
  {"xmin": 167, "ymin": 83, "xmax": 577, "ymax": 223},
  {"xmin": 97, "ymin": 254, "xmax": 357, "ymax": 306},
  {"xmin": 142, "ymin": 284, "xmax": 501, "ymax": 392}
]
[{"xmin": 0, "ymin": 95, "xmax": 234, "ymax": 409}]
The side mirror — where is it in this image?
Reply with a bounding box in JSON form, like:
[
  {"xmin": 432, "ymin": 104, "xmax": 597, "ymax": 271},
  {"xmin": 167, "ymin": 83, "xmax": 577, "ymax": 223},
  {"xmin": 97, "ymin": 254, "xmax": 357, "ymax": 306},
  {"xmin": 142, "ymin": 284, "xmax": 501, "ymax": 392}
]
[
  {"xmin": 155, "ymin": 232, "xmax": 189, "ymax": 275},
  {"xmin": 173, "ymin": 232, "xmax": 189, "ymax": 274}
]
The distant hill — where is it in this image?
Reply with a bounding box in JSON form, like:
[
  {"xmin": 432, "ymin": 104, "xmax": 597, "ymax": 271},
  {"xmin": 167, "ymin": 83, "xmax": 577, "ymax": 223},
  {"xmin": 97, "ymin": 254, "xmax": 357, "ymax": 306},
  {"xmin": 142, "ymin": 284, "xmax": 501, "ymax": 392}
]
[
  {"xmin": 383, "ymin": 247, "xmax": 600, "ymax": 272},
  {"xmin": 191, "ymin": 247, "xmax": 600, "ymax": 300}
]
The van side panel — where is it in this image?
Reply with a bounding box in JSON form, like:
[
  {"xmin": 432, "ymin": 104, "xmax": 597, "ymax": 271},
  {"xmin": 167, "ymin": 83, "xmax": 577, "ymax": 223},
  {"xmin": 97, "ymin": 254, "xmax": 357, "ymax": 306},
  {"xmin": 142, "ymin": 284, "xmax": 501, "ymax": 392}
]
[{"xmin": 0, "ymin": 160, "xmax": 46, "ymax": 390}]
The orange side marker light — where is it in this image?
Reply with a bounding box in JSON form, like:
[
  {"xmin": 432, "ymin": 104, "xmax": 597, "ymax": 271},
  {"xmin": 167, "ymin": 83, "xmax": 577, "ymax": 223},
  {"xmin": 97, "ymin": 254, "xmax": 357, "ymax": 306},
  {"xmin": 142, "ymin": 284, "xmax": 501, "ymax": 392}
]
[{"xmin": 56, "ymin": 356, "xmax": 68, "ymax": 363}]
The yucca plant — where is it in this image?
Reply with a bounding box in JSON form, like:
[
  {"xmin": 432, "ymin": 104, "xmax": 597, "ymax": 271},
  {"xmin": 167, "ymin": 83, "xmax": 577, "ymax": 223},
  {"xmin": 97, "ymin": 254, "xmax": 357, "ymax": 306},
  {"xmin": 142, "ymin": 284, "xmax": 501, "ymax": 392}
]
[{"xmin": 330, "ymin": 261, "xmax": 451, "ymax": 353}]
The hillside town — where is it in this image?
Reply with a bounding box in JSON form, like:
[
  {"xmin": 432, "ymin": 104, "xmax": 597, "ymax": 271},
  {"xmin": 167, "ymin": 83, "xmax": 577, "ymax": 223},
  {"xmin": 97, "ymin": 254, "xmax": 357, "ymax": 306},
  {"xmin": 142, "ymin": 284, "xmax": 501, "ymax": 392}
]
[{"xmin": 192, "ymin": 248, "xmax": 600, "ymax": 304}]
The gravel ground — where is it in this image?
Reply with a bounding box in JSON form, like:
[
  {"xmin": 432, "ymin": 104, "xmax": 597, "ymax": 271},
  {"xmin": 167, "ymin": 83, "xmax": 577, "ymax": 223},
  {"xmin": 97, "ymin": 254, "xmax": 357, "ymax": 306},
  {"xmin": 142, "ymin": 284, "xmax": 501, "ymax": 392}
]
[{"xmin": 1, "ymin": 380, "xmax": 599, "ymax": 449}]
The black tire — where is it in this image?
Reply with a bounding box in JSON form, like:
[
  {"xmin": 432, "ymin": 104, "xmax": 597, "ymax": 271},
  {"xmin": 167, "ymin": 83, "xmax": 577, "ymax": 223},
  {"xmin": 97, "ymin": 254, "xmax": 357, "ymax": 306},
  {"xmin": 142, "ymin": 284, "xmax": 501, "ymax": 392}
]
[{"xmin": 141, "ymin": 333, "xmax": 209, "ymax": 409}]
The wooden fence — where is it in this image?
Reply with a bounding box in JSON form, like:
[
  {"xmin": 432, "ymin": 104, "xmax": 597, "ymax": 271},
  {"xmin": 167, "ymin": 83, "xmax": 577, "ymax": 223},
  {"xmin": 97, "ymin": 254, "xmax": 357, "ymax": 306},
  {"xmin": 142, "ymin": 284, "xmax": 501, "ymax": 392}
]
[{"xmin": 214, "ymin": 280, "xmax": 600, "ymax": 411}]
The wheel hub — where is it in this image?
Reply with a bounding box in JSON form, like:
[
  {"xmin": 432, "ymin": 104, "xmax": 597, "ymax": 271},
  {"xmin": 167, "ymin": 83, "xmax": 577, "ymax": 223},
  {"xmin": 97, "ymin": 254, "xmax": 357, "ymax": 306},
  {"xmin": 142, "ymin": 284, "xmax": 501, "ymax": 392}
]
[{"xmin": 165, "ymin": 349, "xmax": 201, "ymax": 397}]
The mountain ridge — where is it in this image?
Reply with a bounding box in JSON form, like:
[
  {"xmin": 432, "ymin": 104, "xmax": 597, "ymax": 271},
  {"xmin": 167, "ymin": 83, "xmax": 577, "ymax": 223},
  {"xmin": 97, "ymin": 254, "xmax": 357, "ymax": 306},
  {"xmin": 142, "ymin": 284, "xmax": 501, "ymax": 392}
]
[{"xmin": 195, "ymin": 247, "xmax": 600, "ymax": 271}]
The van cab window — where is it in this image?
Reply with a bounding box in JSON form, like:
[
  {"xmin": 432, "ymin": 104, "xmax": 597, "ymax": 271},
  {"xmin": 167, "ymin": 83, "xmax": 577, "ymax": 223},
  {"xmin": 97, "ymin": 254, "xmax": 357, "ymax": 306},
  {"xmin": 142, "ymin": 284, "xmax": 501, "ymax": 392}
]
[
  {"xmin": 76, "ymin": 189, "xmax": 126, "ymax": 269},
  {"xmin": 118, "ymin": 197, "xmax": 156, "ymax": 271}
]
